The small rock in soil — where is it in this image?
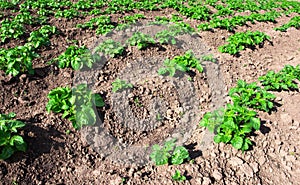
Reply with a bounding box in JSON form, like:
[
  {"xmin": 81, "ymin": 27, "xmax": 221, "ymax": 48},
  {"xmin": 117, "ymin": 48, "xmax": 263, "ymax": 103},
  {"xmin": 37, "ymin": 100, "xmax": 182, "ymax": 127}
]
[
  {"xmin": 202, "ymin": 177, "xmax": 212, "ymax": 185},
  {"xmin": 280, "ymin": 113, "xmax": 293, "ymax": 125},
  {"xmin": 212, "ymin": 169, "xmax": 223, "ymax": 181},
  {"xmin": 229, "ymin": 157, "xmax": 244, "ymax": 166},
  {"xmin": 240, "ymin": 163, "xmax": 254, "ymax": 177}
]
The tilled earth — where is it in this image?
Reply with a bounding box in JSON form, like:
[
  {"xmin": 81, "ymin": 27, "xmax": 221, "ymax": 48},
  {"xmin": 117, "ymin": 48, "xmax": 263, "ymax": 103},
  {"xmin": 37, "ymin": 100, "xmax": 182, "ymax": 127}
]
[{"xmin": 0, "ymin": 6, "xmax": 300, "ymax": 185}]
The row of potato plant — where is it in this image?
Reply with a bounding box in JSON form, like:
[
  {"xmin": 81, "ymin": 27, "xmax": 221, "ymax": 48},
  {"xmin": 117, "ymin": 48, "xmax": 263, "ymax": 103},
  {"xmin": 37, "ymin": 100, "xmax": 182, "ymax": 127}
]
[{"xmin": 200, "ymin": 64, "xmax": 300, "ymax": 151}]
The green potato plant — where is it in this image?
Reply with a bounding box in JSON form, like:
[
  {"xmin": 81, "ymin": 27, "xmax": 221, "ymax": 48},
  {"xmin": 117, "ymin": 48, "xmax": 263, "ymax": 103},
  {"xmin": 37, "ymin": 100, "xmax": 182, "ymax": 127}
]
[
  {"xmin": 112, "ymin": 78, "xmax": 133, "ymax": 93},
  {"xmin": 95, "ymin": 39, "xmax": 124, "ymax": 58},
  {"xmin": 53, "ymin": 45, "xmax": 100, "ymax": 70},
  {"xmin": 0, "ymin": 45, "xmax": 37, "ymax": 76},
  {"xmin": 46, "ymin": 84, "xmax": 105, "ymax": 129},
  {"xmin": 200, "ymin": 104, "xmax": 260, "ymax": 151},
  {"xmin": 218, "ymin": 31, "xmax": 271, "ymax": 55},
  {"xmin": 275, "ymin": 16, "xmax": 300, "ymax": 32},
  {"xmin": 158, "ymin": 50, "xmax": 203, "ymax": 77},
  {"xmin": 229, "ymin": 80, "xmax": 276, "ymax": 112},
  {"xmin": 126, "ymin": 32, "xmax": 156, "ymax": 50},
  {"xmin": 172, "ymin": 170, "xmax": 186, "ymax": 181},
  {"xmin": 150, "ymin": 138, "xmax": 190, "ymax": 166},
  {"xmin": 258, "ymin": 65, "xmax": 300, "ymax": 91},
  {"xmin": 0, "ymin": 112, "xmax": 27, "ymax": 160}
]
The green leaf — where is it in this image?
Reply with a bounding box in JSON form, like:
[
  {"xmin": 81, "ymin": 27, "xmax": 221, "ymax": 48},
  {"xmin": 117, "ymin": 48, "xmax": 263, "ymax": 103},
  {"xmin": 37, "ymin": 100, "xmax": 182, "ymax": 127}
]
[
  {"xmin": 93, "ymin": 94, "xmax": 105, "ymax": 107},
  {"xmin": 0, "ymin": 145, "xmax": 14, "ymax": 160},
  {"xmin": 172, "ymin": 170, "xmax": 186, "ymax": 181},
  {"xmin": 250, "ymin": 117, "xmax": 260, "ymax": 130},
  {"xmin": 213, "ymin": 134, "xmax": 222, "ymax": 143},
  {"xmin": 171, "ymin": 146, "xmax": 189, "ymax": 165},
  {"xmin": 231, "ymin": 135, "xmax": 243, "ymax": 149},
  {"xmin": 150, "ymin": 144, "xmax": 170, "ymax": 166},
  {"xmin": 75, "ymin": 105, "xmax": 96, "ymax": 129}
]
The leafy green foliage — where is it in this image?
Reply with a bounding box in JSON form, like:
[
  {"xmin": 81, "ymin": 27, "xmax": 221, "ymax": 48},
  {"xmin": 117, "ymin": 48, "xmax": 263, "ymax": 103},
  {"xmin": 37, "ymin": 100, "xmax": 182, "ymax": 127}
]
[
  {"xmin": 0, "ymin": 45, "xmax": 37, "ymax": 76},
  {"xmin": 171, "ymin": 146, "xmax": 190, "ymax": 165},
  {"xmin": 95, "ymin": 39, "xmax": 124, "ymax": 58},
  {"xmin": 172, "ymin": 170, "xmax": 186, "ymax": 181},
  {"xmin": 53, "ymin": 45, "xmax": 100, "ymax": 70},
  {"xmin": 126, "ymin": 32, "xmax": 155, "ymax": 50},
  {"xmin": 26, "ymin": 25, "xmax": 57, "ymax": 49},
  {"xmin": 76, "ymin": 15, "xmax": 115, "ymax": 35},
  {"xmin": 275, "ymin": 16, "xmax": 300, "ymax": 32},
  {"xmin": 258, "ymin": 65, "xmax": 300, "ymax": 91},
  {"xmin": 218, "ymin": 31, "xmax": 271, "ymax": 55},
  {"xmin": 155, "ymin": 22, "xmax": 194, "ymax": 45},
  {"xmin": 176, "ymin": 3, "xmax": 211, "ymax": 21},
  {"xmin": 201, "ymin": 54, "xmax": 217, "ymax": 63},
  {"xmin": 120, "ymin": 14, "xmax": 145, "ymax": 24},
  {"xmin": 55, "ymin": 8, "xmax": 81, "ymax": 19},
  {"xmin": 14, "ymin": 11, "xmax": 35, "ymax": 25},
  {"xmin": 229, "ymin": 80, "xmax": 276, "ymax": 112},
  {"xmin": 0, "ymin": 0, "xmax": 21, "ymax": 9},
  {"xmin": 199, "ymin": 108, "xmax": 224, "ymax": 133},
  {"xmin": 0, "ymin": 18, "xmax": 25, "ymax": 43},
  {"xmin": 150, "ymin": 138, "xmax": 190, "ymax": 166},
  {"xmin": 112, "ymin": 78, "xmax": 133, "ymax": 93},
  {"xmin": 158, "ymin": 51, "xmax": 203, "ymax": 76},
  {"xmin": 200, "ymin": 104, "xmax": 260, "ymax": 151},
  {"xmin": 116, "ymin": 14, "xmax": 145, "ymax": 30},
  {"xmin": 198, "ymin": 11, "xmax": 281, "ymax": 32},
  {"xmin": 155, "ymin": 30, "xmax": 177, "ymax": 45},
  {"xmin": 46, "ymin": 84, "xmax": 105, "ymax": 129},
  {"xmin": 0, "ymin": 112, "xmax": 27, "ymax": 160}
]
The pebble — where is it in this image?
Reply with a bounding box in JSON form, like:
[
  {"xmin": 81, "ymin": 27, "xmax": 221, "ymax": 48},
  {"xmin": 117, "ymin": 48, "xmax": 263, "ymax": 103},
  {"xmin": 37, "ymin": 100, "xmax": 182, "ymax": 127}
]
[
  {"xmin": 293, "ymin": 121, "xmax": 300, "ymax": 127},
  {"xmin": 280, "ymin": 113, "xmax": 293, "ymax": 125},
  {"xmin": 229, "ymin": 157, "xmax": 244, "ymax": 166},
  {"xmin": 275, "ymin": 140, "xmax": 283, "ymax": 145},
  {"xmin": 258, "ymin": 156, "xmax": 266, "ymax": 164},
  {"xmin": 212, "ymin": 169, "xmax": 223, "ymax": 181},
  {"xmin": 202, "ymin": 177, "xmax": 211, "ymax": 185},
  {"xmin": 63, "ymin": 72, "xmax": 71, "ymax": 78},
  {"xmin": 240, "ymin": 163, "xmax": 254, "ymax": 177},
  {"xmin": 250, "ymin": 162, "xmax": 259, "ymax": 173}
]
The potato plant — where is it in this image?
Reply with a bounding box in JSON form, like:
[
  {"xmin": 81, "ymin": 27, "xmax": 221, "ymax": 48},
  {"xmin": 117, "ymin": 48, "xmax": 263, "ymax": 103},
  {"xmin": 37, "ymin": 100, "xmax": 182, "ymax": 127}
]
[
  {"xmin": 200, "ymin": 104, "xmax": 260, "ymax": 151},
  {"xmin": 258, "ymin": 65, "xmax": 300, "ymax": 91},
  {"xmin": 0, "ymin": 113, "xmax": 27, "ymax": 160},
  {"xmin": 158, "ymin": 50, "xmax": 203, "ymax": 77},
  {"xmin": 150, "ymin": 138, "xmax": 190, "ymax": 166},
  {"xmin": 229, "ymin": 80, "xmax": 276, "ymax": 112},
  {"xmin": 95, "ymin": 39, "xmax": 124, "ymax": 58},
  {"xmin": 218, "ymin": 31, "xmax": 271, "ymax": 55},
  {"xmin": 46, "ymin": 84, "xmax": 105, "ymax": 129},
  {"xmin": 126, "ymin": 32, "xmax": 155, "ymax": 50},
  {"xmin": 53, "ymin": 45, "xmax": 100, "ymax": 70}
]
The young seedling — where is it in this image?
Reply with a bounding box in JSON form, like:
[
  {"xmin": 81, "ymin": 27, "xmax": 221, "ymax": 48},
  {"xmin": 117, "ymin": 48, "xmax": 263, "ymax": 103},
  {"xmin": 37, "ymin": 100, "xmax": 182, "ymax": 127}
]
[
  {"xmin": 95, "ymin": 39, "xmax": 124, "ymax": 58},
  {"xmin": 112, "ymin": 78, "xmax": 133, "ymax": 93},
  {"xmin": 172, "ymin": 170, "xmax": 186, "ymax": 181},
  {"xmin": 150, "ymin": 138, "xmax": 190, "ymax": 165},
  {"xmin": 218, "ymin": 31, "xmax": 271, "ymax": 55},
  {"xmin": 126, "ymin": 32, "xmax": 155, "ymax": 50},
  {"xmin": 46, "ymin": 84, "xmax": 105, "ymax": 129},
  {"xmin": 0, "ymin": 112, "xmax": 27, "ymax": 160},
  {"xmin": 53, "ymin": 45, "xmax": 100, "ymax": 70},
  {"xmin": 158, "ymin": 50, "xmax": 203, "ymax": 77}
]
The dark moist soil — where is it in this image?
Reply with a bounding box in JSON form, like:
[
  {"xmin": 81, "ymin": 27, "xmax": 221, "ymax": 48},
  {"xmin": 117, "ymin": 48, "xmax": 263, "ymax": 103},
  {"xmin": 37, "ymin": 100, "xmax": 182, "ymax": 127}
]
[{"xmin": 1, "ymin": 5, "xmax": 300, "ymax": 185}]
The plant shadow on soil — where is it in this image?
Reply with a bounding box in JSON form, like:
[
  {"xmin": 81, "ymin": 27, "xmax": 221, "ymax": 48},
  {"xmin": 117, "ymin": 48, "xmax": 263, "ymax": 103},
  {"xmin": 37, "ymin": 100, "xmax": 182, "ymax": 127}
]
[
  {"xmin": 6, "ymin": 115, "xmax": 66, "ymax": 164},
  {"xmin": 184, "ymin": 143, "xmax": 202, "ymax": 160},
  {"xmin": 260, "ymin": 121, "xmax": 271, "ymax": 135}
]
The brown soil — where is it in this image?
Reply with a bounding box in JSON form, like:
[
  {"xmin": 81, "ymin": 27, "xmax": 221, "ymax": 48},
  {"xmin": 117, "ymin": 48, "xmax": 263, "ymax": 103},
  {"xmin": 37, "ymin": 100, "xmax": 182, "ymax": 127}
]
[{"xmin": 1, "ymin": 4, "xmax": 300, "ymax": 185}]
